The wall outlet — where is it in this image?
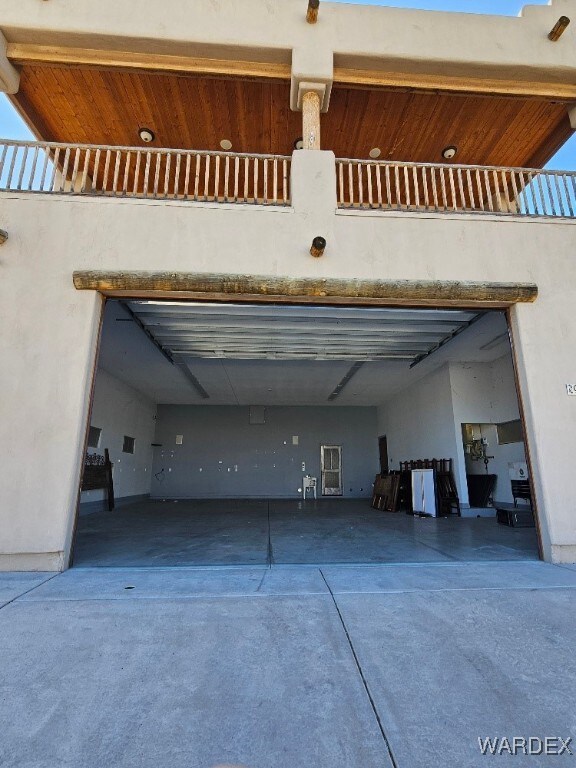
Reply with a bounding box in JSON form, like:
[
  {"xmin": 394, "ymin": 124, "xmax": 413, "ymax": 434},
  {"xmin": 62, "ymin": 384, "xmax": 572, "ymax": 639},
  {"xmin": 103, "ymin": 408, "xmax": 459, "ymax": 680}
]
[
  {"xmin": 176, "ymin": 435, "xmax": 183, "ymax": 445},
  {"xmin": 301, "ymin": 462, "xmax": 306, "ymax": 472}
]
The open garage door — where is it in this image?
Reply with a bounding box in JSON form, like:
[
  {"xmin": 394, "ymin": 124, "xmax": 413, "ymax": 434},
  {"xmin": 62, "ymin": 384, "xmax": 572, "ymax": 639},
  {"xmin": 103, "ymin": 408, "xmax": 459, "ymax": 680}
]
[{"xmin": 72, "ymin": 300, "xmax": 540, "ymax": 567}]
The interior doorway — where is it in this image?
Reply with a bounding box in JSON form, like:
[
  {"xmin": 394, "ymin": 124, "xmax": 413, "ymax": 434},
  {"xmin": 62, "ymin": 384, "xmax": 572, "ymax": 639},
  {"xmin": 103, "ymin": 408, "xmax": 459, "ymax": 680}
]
[
  {"xmin": 321, "ymin": 445, "xmax": 343, "ymax": 496},
  {"xmin": 378, "ymin": 436, "xmax": 389, "ymax": 475}
]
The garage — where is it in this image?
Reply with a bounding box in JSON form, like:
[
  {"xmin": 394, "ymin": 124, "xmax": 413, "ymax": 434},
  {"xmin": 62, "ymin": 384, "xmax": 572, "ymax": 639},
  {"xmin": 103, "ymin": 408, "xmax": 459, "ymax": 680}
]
[{"xmin": 73, "ymin": 299, "xmax": 540, "ymax": 567}]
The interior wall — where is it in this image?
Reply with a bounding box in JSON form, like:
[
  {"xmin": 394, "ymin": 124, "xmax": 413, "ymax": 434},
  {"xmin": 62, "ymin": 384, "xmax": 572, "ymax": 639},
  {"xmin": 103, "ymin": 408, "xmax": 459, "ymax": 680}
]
[
  {"xmin": 450, "ymin": 354, "xmax": 524, "ymax": 507},
  {"xmin": 80, "ymin": 368, "xmax": 156, "ymax": 511},
  {"xmin": 377, "ymin": 354, "xmax": 524, "ymax": 510},
  {"xmin": 151, "ymin": 405, "xmax": 379, "ymax": 499},
  {"xmin": 376, "ymin": 364, "xmax": 463, "ymax": 493}
]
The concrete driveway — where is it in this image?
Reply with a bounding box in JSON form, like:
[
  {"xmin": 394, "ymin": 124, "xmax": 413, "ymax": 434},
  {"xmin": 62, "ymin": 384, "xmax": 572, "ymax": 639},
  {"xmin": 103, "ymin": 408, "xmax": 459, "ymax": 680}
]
[{"xmin": 1, "ymin": 561, "xmax": 575, "ymax": 767}]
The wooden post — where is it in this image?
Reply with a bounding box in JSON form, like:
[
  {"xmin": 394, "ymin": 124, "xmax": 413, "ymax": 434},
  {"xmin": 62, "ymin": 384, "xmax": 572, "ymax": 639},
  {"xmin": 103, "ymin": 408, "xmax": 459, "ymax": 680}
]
[
  {"xmin": 302, "ymin": 90, "xmax": 321, "ymax": 150},
  {"xmin": 307, "ymin": 0, "xmax": 320, "ymax": 24},
  {"xmin": 548, "ymin": 16, "xmax": 570, "ymax": 41},
  {"xmin": 310, "ymin": 236, "xmax": 327, "ymax": 258}
]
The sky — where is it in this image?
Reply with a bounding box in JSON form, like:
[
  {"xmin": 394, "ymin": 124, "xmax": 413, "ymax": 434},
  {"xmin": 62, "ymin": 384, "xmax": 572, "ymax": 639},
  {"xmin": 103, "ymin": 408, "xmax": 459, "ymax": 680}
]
[{"xmin": 0, "ymin": 0, "xmax": 574, "ymax": 169}]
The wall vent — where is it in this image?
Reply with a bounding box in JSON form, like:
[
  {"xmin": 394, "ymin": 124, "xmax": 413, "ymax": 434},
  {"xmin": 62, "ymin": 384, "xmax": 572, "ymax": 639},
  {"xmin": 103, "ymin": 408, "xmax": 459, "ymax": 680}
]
[
  {"xmin": 497, "ymin": 420, "xmax": 523, "ymax": 445},
  {"xmin": 87, "ymin": 426, "xmax": 102, "ymax": 449},
  {"xmin": 249, "ymin": 406, "xmax": 266, "ymax": 425}
]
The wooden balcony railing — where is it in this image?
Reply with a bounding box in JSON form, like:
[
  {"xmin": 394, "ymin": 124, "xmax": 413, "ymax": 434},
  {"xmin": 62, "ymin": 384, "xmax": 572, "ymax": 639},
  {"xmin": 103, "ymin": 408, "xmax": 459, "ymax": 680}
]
[
  {"xmin": 336, "ymin": 158, "xmax": 576, "ymax": 219},
  {"xmin": 0, "ymin": 140, "xmax": 291, "ymax": 206},
  {"xmin": 2, "ymin": 140, "xmax": 575, "ymax": 220}
]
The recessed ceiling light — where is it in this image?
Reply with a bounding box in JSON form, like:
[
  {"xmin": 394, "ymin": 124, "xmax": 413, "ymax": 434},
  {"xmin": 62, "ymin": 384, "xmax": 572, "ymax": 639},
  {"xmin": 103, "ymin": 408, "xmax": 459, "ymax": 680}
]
[
  {"xmin": 220, "ymin": 139, "xmax": 233, "ymax": 151},
  {"xmin": 369, "ymin": 147, "xmax": 382, "ymax": 159},
  {"xmin": 138, "ymin": 128, "xmax": 155, "ymax": 144},
  {"xmin": 294, "ymin": 138, "xmax": 304, "ymax": 150},
  {"xmin": 442, "ymin": 145, "xmax": 458, "ymax": 160}
]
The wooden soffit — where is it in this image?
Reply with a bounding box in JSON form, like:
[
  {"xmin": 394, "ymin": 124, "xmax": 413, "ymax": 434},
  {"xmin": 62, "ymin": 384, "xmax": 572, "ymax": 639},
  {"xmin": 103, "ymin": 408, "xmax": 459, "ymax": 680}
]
[
  {"xmin": 72, "ymin": 271, "xmax": 538, "ymax": 309},
  {"xmin": 10, "ymin": 64, "xmax": 573, "ymax": 168}
]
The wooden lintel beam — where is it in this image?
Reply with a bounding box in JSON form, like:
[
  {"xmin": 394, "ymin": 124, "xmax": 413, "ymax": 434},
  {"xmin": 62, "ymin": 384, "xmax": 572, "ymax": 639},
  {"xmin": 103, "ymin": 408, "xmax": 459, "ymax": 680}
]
[
  {"xmin": 8, "ymin": 43, "xmax": 576, "ymax": 100},
  {"xmin": 333, "ymin": 67, "xmax": 576, "ymax": 101},
  {"xmin": 7, "ymin": 43, "xmax": 292, "ymax": 81},
  {"xmin": 72, "ymin": 271, "xmax": 538, "ymax": 308}
]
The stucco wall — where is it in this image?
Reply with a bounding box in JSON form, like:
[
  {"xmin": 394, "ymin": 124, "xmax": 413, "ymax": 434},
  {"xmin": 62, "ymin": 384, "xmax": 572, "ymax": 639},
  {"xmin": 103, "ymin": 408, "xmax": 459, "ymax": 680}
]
[
  {"xmin": 80, "ymin": 367, "xmax": 156, "ymax": 511},
  {"xmin": 151, "ymin": 405, "xmax": 378, "ymax": 499},
  {"xmin": 376, "ymin": 365, "xmax": 461, "ymax": 493},
  {"xmin": 1, "ymin": 153, "xmax": 576, "ymax": 566}
]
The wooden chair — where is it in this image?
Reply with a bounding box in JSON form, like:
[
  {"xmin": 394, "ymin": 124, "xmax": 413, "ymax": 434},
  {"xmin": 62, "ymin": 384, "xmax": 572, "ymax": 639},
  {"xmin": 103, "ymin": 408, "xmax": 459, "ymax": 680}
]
[
  {"xmin": 302, "ymin": 475, "xmax": 317, "ymax": 500},
  {"xmin": 511, "ymin": 479, "xmax": 532, "ymax": 507},
  {"xmin": 436, "ymin": 472, "xmax": 461, "ymax": 516},
  {"xmin": 372, "ymin": 474, "xmax": 400, "ymax": 512},
  {"xmin": 81, "ymin": 449, "xmax": 115, "ymax": 511}
]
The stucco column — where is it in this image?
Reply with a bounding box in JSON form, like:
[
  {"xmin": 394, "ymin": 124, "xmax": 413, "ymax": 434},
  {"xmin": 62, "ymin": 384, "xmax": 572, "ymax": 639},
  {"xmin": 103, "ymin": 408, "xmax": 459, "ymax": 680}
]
[
  {"xmin": 0, "ymin": 31, "xmax": 19, "ymax": 93},
  {"xmin": 509, "ymin": 296, "xmax": 576, "ymax": 564}
]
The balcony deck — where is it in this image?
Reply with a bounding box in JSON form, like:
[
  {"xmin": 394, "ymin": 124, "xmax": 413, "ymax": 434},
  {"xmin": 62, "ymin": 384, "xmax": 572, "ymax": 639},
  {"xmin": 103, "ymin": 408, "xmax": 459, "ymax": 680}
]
[{"xmin": 1, "ymin": 139, "xmax": 575, "ymax": 220}]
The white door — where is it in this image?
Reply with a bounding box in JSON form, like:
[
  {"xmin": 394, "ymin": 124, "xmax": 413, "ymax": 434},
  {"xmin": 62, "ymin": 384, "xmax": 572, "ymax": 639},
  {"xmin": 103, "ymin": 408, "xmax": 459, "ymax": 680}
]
[{"xmin": 321, "ymin": 445, "xmax": 343, "ymax": 496}]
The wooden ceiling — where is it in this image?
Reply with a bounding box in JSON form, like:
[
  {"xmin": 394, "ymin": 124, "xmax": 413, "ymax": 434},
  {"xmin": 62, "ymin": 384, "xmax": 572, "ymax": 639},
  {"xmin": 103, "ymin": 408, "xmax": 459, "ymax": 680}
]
[{"xmin": 12, "ymin": 64, "xmax": 573, "ymax": 168}]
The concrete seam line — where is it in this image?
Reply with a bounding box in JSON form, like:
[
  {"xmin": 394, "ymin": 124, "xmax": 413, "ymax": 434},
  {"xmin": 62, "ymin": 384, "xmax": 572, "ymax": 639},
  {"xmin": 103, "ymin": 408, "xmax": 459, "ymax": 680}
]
[
  {"xmin": 554, "ymin": 563, "xmax": 576, "ymax": 573},
  {"xmin": 0, "ymin": 573, "xmax": 61, "ymax": 612},
  {"xmin": 266, "ymin": 501, "xmax": 274, "ymax": 569},
  {"xmin": 319, "ymin": 568, "xmax": 399, "ymax": 768}
]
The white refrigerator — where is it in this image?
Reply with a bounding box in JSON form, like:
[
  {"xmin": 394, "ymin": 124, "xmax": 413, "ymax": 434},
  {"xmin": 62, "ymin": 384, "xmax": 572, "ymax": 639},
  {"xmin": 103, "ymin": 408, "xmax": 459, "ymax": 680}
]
[{"xmin": 411, "ymin": 469, "xmax": 437, "ymax": 517}]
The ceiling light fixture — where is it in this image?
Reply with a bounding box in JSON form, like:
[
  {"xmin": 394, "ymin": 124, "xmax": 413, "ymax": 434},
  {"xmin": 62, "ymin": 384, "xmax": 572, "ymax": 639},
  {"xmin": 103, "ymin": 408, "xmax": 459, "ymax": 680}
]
[
  {"xmin": 328, "ymin": 362, "xmax": 365, "ymax": 401},
  {"xmin": 294, "ymin": 138, "xmax": 304, "ymax": 150},
  {"xmin": 369, "ymin": 148, "xmax": 382, "ymax": 159},
  {"xmin": 220, "ymin": 139, "xmax": 233, "ymax": 151},
  {"xmin": 138, "ymin": 128, "xmax": 155, "ymax": 144},
  {"xmin": 442, "ymin": 145, "xmax": 458, "ymax": 160}
]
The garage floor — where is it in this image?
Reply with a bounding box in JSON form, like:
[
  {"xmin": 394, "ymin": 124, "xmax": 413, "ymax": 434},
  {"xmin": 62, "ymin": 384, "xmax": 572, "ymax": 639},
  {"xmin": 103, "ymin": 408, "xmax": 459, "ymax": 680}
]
[{"xmin": 73, "ymin": 499, "xmax": 539, "ymax": 567}]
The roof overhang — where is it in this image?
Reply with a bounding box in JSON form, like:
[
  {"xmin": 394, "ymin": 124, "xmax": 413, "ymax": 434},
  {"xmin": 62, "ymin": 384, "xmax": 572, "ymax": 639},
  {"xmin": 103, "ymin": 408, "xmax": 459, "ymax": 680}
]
[{"xmin": 1, "ymin": 0, "xmax": 576, "ymax": 99}]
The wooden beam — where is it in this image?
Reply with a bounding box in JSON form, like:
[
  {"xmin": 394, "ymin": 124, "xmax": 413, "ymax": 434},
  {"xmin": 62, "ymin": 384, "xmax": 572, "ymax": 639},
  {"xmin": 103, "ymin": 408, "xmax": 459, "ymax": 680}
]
[
  {"xmin": 10, "ymin": 43, "xmax": 576, "ymax": 100},
  {"xmin": 302, "ymin": 90, "xmax": 321, "ymax": 150},
  {"xmin": 333, "ymin": 66, "xmax": 576, "ymax": 101},
  {"xmin": 72, "ymin": 271, "xmax": 538, "ymax": 308},
  {"xmin": 7, "ymin": 43, "xmax": 291, "ymax": 81},
  {"xmin": 548, "ymin": 16, "xmax": 570, "ymax": 42},
  {"xmin": 307, "ymin": 0, "xmax": 320, "ymax": 25}
]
